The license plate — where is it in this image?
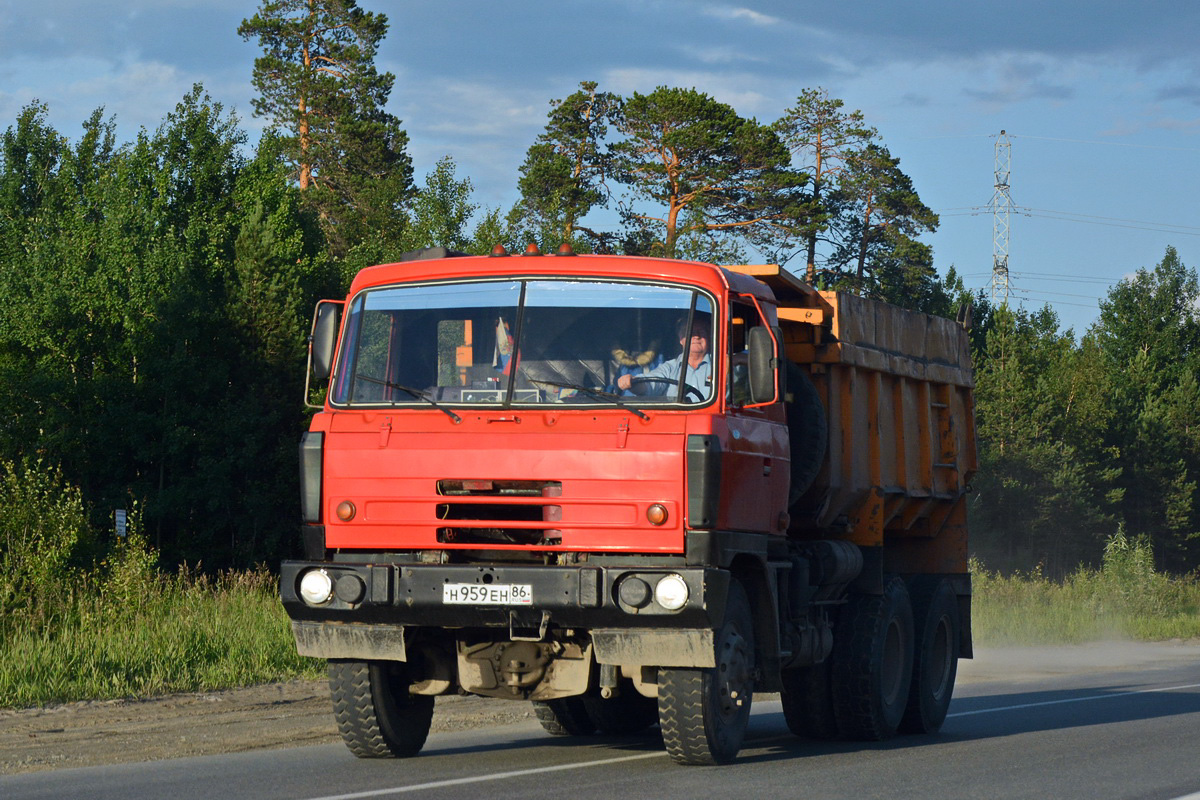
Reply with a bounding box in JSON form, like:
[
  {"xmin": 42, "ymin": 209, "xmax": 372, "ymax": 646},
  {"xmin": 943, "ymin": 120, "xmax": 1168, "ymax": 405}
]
[{"xmin": 442, "ymin": 583, "xmax": 533, "ymax": 605}]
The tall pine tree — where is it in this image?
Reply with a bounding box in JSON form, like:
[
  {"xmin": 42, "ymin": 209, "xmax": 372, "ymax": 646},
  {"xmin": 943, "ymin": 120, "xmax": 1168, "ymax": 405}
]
[
  {"xmin": 513, "ymin": 81, "xmax": 622, "ymax": 251},
  {"xmin": 1094, "ymin": 247, "xmax": 1200, "ymax": 570},
  {"xmin": 239, "ymin": 0, "xmax": 413, "ymax": 254},
  {"xmin": 612, "ymin": 87, "xmax": 804, "ymax": 259},
  {"xmin": 772, "ymin": 88, "xmax": 875, "ymax": 281}
]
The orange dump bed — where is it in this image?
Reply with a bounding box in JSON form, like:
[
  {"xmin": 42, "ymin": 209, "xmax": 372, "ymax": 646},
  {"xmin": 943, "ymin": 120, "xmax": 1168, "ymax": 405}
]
[{"xmin": 730, "ymin": 265, "xmax": 977, "ymax": 576}]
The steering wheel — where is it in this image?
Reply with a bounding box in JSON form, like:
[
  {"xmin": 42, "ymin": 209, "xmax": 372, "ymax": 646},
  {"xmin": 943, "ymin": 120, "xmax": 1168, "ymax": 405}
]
[{"xmin": 628, "ymin": 376, "xmax": 705, "ymax": 402}]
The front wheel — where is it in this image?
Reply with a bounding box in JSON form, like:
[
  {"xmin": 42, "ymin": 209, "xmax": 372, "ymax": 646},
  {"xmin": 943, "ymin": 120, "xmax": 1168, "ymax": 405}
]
[
  {"xmin": 657, "ymin": 580, "xmax": 755, "ymax": 765},
  {"xmin": 329, "ymin": 660, "xmax": 434, "ymax": 758}
]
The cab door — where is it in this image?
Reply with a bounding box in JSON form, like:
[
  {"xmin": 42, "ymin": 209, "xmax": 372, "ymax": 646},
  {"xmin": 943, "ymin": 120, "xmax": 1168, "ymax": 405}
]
[{"xmin": 720, "ymin": 298, "xmax": 790, "ymax": 533}]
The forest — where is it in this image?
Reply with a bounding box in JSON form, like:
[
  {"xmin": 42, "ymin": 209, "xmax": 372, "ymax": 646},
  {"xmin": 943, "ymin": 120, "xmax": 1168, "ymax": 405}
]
[{"xmin": 1, "ymin": 0, "xmax": 1197, "ymax": 593}]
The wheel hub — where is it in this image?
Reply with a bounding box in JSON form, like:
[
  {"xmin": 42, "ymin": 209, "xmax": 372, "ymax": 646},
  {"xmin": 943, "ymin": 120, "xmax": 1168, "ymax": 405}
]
[{"xmin": 716, "ymin": 628, "xmax": 751, "ymax": 721}]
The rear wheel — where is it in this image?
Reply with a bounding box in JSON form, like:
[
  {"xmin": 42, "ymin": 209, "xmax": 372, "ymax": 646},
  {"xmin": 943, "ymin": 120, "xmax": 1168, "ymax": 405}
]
[
  {"xmin": 657, "ymin": 580, "xmax": 755, "ymax": 765},
  {"xmin": 831, "ymin": 577, "xmax": 914, "ymax": 740},
  {"xmin": 899, "ymin": 577, "xmax": 960, "ymax": 734},
  {"xmin": 780, "ymin": 656, "xmax": 839, "ymax": 740},
  {"xmin": 584, "ymin": 681, "xmax": 660, "ymax": 735},
  {"xmin": 329, "ymin": 660, "xmax": 434, "ymax": 758},
  {"xmin": 533, "ymin": 696, "xmax": 596, "ymax": 736}
]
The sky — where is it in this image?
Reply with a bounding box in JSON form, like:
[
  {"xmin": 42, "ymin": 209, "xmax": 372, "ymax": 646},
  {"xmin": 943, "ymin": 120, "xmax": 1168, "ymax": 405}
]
[{"xmin": 3, "ymin": 0, "xmax": 1199, "ymax": 335}]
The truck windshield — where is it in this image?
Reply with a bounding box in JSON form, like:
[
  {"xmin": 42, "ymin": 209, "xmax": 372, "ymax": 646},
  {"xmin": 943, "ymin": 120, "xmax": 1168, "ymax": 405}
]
[{"xmin": 330, "ymin": 279, "xmax": 715, "ymax": 408}]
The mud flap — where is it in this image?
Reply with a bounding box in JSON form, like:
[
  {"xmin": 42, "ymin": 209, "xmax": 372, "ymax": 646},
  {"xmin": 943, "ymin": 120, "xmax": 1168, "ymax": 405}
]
[
  {"xmin": 292, "ymin": 620, "xmax": 408, "ymax": 661},
  {"xmin": 591, "ymin": 628, "xmax": 716, "ymax": 669}
]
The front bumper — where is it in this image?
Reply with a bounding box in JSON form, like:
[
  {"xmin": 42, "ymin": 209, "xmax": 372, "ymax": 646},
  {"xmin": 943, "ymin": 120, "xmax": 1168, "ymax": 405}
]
[
  {"xmin": 281, "ymin": 560, "xmax": 730, "ymax": 630},
  {"xmin": 281, "ymin": 560, "xmax": 730, "ymax": 667}
]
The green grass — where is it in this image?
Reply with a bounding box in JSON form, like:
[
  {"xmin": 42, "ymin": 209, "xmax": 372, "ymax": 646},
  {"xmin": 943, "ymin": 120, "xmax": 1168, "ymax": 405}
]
[
  {"xmin": 0, "ymin": 566, "xmax": 322, "ymax": 708},
  {"xmin": 0, "ymin": 460, "xmax": 323, "ymax": 708},
  {"xmin": 971, "ymin": 531, "xmax": 1200, "ymax": 645}
]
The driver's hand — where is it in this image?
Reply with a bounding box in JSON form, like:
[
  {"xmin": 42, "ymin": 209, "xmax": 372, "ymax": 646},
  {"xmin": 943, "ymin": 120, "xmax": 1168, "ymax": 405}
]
[{"xmin": 617, "ymin": 374, "xmax": 632, "ymax": 390}]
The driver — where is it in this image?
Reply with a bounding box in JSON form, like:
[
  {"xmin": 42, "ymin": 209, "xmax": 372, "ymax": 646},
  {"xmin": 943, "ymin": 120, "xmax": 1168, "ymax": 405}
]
[{"xmin": 616, "ymin": 317, "xmax": 712, "ymax": 400}]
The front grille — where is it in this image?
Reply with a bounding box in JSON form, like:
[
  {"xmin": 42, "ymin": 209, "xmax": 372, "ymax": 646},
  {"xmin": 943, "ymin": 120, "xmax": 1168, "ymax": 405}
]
[
  {"xmin": 436, "ymin": 479, "xmax": 561, "ymax": 496},
  {"xmin": 436, "ymin": 479, "xmax": 563, "ymax": 546}
]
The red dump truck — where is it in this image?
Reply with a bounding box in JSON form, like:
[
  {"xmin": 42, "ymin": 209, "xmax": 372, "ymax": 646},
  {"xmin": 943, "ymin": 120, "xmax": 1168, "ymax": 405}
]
[{"xmin": 281, "ymin": 246, "xmax": 977, "ymax": 765}]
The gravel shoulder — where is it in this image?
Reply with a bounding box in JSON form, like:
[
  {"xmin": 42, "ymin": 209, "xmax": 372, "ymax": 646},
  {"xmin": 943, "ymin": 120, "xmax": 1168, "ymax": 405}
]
[
  {"xmin": 0, "ymin": 679, "xmax": 535, "ymax": 775},
  {"xmin": 4, "ymin": 640, "xmax": 1198, "ymax": 775}
]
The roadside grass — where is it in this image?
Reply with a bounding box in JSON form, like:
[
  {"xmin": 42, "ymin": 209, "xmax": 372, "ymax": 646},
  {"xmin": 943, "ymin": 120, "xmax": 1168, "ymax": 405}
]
[
  {"xmin": 0, "ymin": 459, "xmax": 320, "ymax": 708},
  {"xmin": 5, "ymin": 541, "xmax": 1196, "ymax": 707},
  {"xmin": 972, "ymin": 530, "xmax": 1200, "ymax": 645},
  {"xmin": 0, "ymin": 565, "xmax": 322, "ymax": 708}
]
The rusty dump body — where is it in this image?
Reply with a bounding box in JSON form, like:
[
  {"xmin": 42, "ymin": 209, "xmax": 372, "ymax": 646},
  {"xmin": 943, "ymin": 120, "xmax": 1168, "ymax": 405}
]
[
  {"xmin": 282, "ymin": 250, "xmax": 978, "ymax": 766},
  {"xmin": 732, "ymin": 264, "xmax": 977, "ymax": 577}
]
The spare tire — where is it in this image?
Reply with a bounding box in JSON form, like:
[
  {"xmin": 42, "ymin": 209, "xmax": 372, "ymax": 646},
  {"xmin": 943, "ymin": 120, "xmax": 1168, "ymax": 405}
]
[{"xmin": 785, "ymin": 361, "xmax": 827, "ymax": 507}]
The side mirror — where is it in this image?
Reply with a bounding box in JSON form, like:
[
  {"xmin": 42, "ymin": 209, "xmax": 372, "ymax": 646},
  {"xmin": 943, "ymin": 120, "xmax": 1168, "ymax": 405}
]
[
  {"xmin": 310, "ymin": 301, "xmax": 342, "ymax": 382},
  {"xmin": 747, "ymin": 326, "xmax": 780, "ymax": 404}
]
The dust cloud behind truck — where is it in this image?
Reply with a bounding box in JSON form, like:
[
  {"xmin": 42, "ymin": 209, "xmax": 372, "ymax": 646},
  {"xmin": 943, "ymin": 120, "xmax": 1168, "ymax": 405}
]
[{"xmin": 281, "ymin": 247, "xmax": 977, "ymax": 764}]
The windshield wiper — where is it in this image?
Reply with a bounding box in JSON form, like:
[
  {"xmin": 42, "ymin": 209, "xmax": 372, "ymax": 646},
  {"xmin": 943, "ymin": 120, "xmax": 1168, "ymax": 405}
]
[
  {"xmin": 528, "ymin": 379, "xmax": 650, "ymax": 421},
  {"xmin": 355, "ymin": 375, "xmax": 462, "ymax": 423}
]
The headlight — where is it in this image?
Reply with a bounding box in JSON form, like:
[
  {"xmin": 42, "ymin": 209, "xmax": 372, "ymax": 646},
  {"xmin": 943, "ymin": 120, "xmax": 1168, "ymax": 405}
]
[
  {"xmin": 299, "ymin": 569, "xmax": 334, "ymax": 606},
  {"xmin": 654, "ymin": 574, "xmax": 690, "ymax": 611}
]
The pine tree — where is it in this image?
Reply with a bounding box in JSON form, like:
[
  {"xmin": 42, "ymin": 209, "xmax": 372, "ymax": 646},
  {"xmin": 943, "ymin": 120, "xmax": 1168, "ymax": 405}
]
[
  {"xmin": 827, "ymin": 143, "xmax": 938, "ymax": 301},
  {"xmin": 773, "ymin": 88, "xmax": 875, "ymax": 281},
  {"xmin": 238, "ymin": 0, "xmax": 413, "ymax": 253},
  {"xmin": 971, "ymin": 306, "xmax": 1119, "ymax": 575},
  {"xmin": 1094, "ymin": 247, "xmax": 1200, "ymax": 570},
  {"xmin": 612, "ymin": 87, "xmax": 804, "ymax": 259},
  {"xmin": 513, "ymin": 81, "xmax": 622, "ymax": 251}
]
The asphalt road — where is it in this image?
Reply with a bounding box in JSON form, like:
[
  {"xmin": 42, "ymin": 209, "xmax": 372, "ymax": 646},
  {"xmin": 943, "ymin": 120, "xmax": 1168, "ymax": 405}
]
[{"xmin": 5, "ymin": 643, "xmax": 1200, "ymax": 800}]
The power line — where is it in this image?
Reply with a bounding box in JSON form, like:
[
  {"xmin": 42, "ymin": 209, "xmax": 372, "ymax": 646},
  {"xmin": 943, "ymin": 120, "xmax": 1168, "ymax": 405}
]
[
  {"xmin": 1012, "ymin": 288, "xmax": 1105, "ymax": 301},
  {"xmin": 1018, "ymin": 207, "xmax": 1200, "ymax": 232},
  {"xmin": 1012, "ymin": 134, "xmax": 1200, "ymax": 153},
  {"xmin": 1008, "ymin": 275, "xmax": 1118, "ymax": 286},
  {"xmin": 962, "ymin": 270, "xmax": 1129, "ymax": 288},
  {"xmin": 1017, "ymin": 210, "xmax": 1200, "ymax": 238},
  {"xmin": 1007, "ymin": 291, "xmax": 1102, "ymax": 310},
  {"xmin": 934, "ymin": 205, "xmax": 1200, "ymax": 237},
  {"xmin": 909, "ymin": 132, "xmax": 1200, "ymax": 153},
  {"xmin": 1014, "ymin": 271, "xmax": 1116, "ymax": 280}
]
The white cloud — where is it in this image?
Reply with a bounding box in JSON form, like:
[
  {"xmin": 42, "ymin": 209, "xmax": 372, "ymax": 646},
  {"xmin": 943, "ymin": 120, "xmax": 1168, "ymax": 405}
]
[
  {"xmin": 0, "ymin": 52, "xmax": 253, "ymax": 142},
  {"xmin": 672, "ymin": 44, "xmax": 768, "ymax": 67},
  {"xmin": 701, "ymin": 5, "xmax": 784, "ymax": 27},
  {"xmin": 394, "ymin": 78, "xmax": 553, "ymax": 208},
  {"xmin": 407, "ymin": 81, "xmax": 543, "ymax": 138}
]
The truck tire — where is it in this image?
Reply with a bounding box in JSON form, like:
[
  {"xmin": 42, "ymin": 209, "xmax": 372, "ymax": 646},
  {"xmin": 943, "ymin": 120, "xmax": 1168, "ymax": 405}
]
[
  {"xmin": 584, "ymin": 682, "xmax": 660, "ymax": 735},
  {"xmin": 533, "ymin": 697, "xmax": 596, "ymax": 736},
  {"xmin": 785, "ymin": 362, "xmax": 827, "ymax": 507},
  {"xmin": 780, "ymin": 656, "xmax": 839, "ymax": 740},
  {"xmin": 657, "ymin": 580, "xmax": 755, "ymax": 765},
  {"xmin": 831, "ymin": 577, "xmax": 914, "ymax": 741},
  {"xmin": 899, "ymin": 577, "xmax": 960, "ymax": 734},
  {"xmin": 329, "ymin": 660, "xmax": 434, "ymax": 758}
]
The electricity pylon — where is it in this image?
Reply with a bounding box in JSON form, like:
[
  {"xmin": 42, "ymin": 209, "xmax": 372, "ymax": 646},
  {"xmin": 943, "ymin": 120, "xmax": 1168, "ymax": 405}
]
[{"xmin": 990, "ymin": 130, "xmax": 1012, "ymax": 304}]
